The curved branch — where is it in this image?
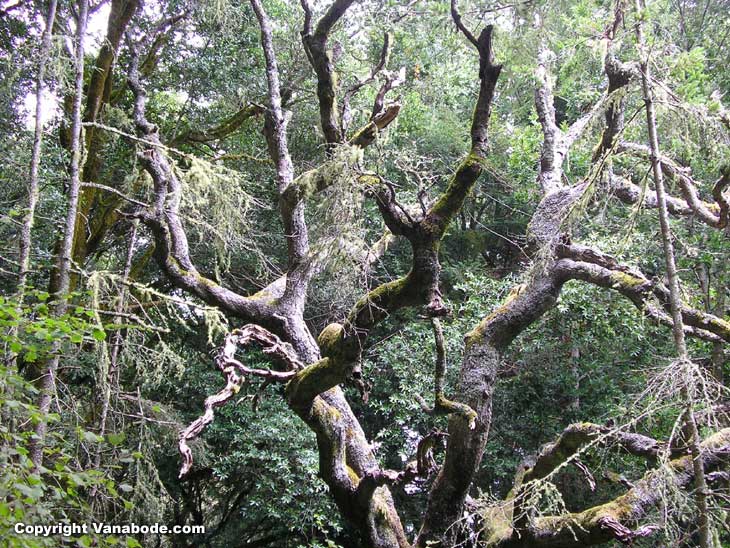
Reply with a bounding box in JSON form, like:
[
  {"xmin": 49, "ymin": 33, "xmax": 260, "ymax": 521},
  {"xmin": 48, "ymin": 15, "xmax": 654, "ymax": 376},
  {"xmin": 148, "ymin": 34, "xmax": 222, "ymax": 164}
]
[
  {"xmin": 170, "ymin": 102, "xmax": 265, "ymax": 146},
  {"xmin": 450, "ymin": 0, "xmax": 479, "ymax": 48},
  {"xmin": 417, "ymin": 237, "xmax": 728, "ymax": 546},
  {"xmin": 179, "ymin": 325, "xmax": 302, "ymax": 478},
  {"xmin": 610, "ymin": 173, "xmax": 695, "ymax": 215},
  {"xmin": 127, "ymin": 41, "xmax": 282, "ymax": 328},
  {"xmin": 178, "ymin": 364, "xmax": 242, "ymax": 478},
  {"xmin": 416, "ymin": 318, "xmax": 477, "ymax": 426},
  {"xmin": 521, "ymin": 423, "xmax": 678, "ymax": 486},
  {"xmin": 485, "ymin": 428, "xmax": 730, "ymax": 547},
  {"xmin": 285, "ymin": 24, "xmax": 502, "ymax": 411},
  {"xmin": 341, "ymin": 31, "xmax": 392, "ymax": 134},
  {"xmin": 553, "ymin": 254, "xmax": 730, "ymax": 343}
]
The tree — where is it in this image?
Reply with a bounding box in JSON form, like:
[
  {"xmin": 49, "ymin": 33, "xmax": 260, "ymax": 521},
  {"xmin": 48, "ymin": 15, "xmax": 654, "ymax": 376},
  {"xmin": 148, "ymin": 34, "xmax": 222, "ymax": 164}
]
[
  {"xmin": 1, "ymin": 0, "xmax": 729, "ymax": 547},
  {"xmin": 29, "ymin": 0, "xmax": 89, "ymax": 469}
]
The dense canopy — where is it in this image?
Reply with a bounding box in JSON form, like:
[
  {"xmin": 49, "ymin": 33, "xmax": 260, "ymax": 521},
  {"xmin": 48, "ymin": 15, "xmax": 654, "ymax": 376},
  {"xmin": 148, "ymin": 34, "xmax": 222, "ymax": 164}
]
[{"xmin": 1, "ymin": 0, "xmax": 730, "ymax": 547}]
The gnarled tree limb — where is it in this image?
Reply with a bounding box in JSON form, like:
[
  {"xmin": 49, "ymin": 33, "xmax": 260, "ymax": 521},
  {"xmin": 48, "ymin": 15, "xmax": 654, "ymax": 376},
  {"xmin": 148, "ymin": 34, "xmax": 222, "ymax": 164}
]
[
  {"xmin": 484, "ymin": 428, "xmax": 730, "ymax": 547},
  {"xmin": 618, "ymin": 141, "xmax": 730, "ymax": 229},
  {"xmin": 178, "ymin": 325, "xmax": 300, "ymax": 478}
]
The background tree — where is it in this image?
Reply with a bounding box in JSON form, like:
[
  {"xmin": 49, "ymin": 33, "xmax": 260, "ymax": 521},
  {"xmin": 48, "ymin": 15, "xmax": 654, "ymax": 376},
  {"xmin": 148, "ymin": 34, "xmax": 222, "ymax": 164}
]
[{"xmin": 1, "ymin": 0, "xmax": 729, "ymax": 547}]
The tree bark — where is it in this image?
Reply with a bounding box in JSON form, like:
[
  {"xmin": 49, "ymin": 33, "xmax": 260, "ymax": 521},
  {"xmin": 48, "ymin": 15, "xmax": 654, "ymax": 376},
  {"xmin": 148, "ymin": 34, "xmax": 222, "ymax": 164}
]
[
  {"xmin": 16, "ymin": 0, "xmax": 58, "ymax": 300},
  {"xmin": 71, "ymin": 0, "xmax": 140, "ymax": 272},
  {"xmin": 635, "ymin": 1, "xmax": 713, "ymax": 545},
  {"xmin": 30, "ymin": 0, "xmax": 89, "ymax": 470}
]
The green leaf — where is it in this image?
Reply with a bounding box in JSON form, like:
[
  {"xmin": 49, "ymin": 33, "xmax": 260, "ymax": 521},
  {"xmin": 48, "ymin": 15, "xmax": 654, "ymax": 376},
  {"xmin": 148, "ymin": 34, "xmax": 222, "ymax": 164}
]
[
  {"xmin": 106, "ymin": 432, "xmax": 126, "ymax": 446},
  {"xmin": 92, "ymin": 328, "xmax": 106, "ymax": 341}
]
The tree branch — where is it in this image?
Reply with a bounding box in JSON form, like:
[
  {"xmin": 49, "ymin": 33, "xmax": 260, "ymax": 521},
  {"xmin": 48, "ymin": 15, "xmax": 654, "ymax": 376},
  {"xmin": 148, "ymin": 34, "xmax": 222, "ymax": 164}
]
[
  {"xmin": 415, "ymin": 318, "xmax": 477, "ymax": 427},
  {"xmin": 179, "ymin": 325, "xmax": 301, "ymax": 478},
  {"xmin": 301, "ymin": 0, "xmax": 359, "ymax": 146},
  {"xmin": 285, "ymin": 24, "xmax": 502, "ymax": 411},
  {"xmin": 170, "ymin": 103, "xmax": 265, "ymax": 146},
  {"xmin": 126, "ymin": 39, "xmax": 282, "ymax": 328},
  {"xmin": 521, "ymin": 423, "xmax": 678, "ymax": 486},
  {"xmin": 618, "ymin": 142, "xmax": 730, "ymax": 229},
  {"xmin": 485, "ymin": 428, "xmax": 730, "ymax": 547},
  {"xmin": 341, "ymin": 31, "xmax": 393, "ymax": 134}
]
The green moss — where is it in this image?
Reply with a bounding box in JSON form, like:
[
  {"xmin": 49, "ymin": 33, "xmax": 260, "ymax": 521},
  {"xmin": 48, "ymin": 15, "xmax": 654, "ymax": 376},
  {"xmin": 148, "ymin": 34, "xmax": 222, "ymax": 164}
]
[
  {"xmin": 167, "ymin": 255, "xmax": 219, "ymax": 288},
  {"xmin": 426, "ymin": 152, "xmax": 483, "ymax": 227},
  {"xmin": 372, "ymin": 495, "xmax": 391, "ymax": 525},
  {"xmin": 346, "ymin": 465, "xmax": 360, "ymax": 485},
  {"xmin": 349, "ymin": 121, "xmax": 377, "ymax": 144},
  {"xmin": 291, "ymin": 358, "xmax": 332, "ymax": 385},
  {"xmin": 710, "ymin": 316, "xmax": 730, "ymax": 336},
  {"xmin": 317, "ymin": 323, "xmax": 345, "ymax": 357},
  {"xmin": 481, "ymin": 500, "xmax": 514, "ymax": 546},
  {"xmin": 286, "ymin": 358, "xmax": 346, "ymax": 407},
  {"xmin": 194, "ymin": 271, "xmax": 219, "ymax": 287},
  {"xmin": 582, "ymin": 494, "xmax": 634, "ymax": 527},
  {"xmin": 466, "ymin": 308, "xmax": 505, "ymax": 344},
  {"xmin": 609, "ymin": 271, "xmax": 646, "ymax": 289},
  {"xmin": 465, "ymin": 284, "xmax": 526, "ymax": 346},
  {"xmin": 250, "ymin": 287, "xmax": 278, "ymax": 305},
  {"xmin": 287, "ymin": 145, "xmax": 363, "ymax": 203},
  {"xmin": 349, "ymin": 276, "xmax": 410, "ymax": 327},
  {"xmin": 311, "ymin": 395, "xmax": 342, "ymax": 423}
]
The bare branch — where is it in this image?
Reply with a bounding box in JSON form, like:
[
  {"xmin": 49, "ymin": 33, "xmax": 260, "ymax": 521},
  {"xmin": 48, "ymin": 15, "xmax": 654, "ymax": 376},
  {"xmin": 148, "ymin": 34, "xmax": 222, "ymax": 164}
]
[
  {"xmin": 521, "ymin": 423, "xmax": 677, "ymax": 486},
  {"xmin": 341, "ymin": 31, "xmax": 393, "ymax": 133},
  {"xmin": 450, "ymin": 0, "xmax": 479, "ymax": 48},
  {"xmin": 610, "ymin": 173, "xmax": 695, "ymax": 215},
  {"xmin": 80, "ymin": 182, "xmax": 149, "ymax": 209},
  {"xmin": 170, "ymin": 103, "xmax": 265, "ymax": 146},
  {"xmin": 553, "ymin": 255, "xmax": 730, "ymax": 343},
  {"xmin": 301, "ymin": 0, "xmax": 359, "ymax": 145},
  {"xmin": 618, "ymin": 142, "xmax": 730, "ymax": 229},
  {"xmin": 415, "ymin": 318, "xmax": 477, "ymax": 427},
  {"xmin": 250, "ymin": 0, "xmax": 294, "ymax": 192},
  {"xmin": 371, "ymin": 68, "xmax": 405, "ymax": 119},
  {"xmin": 179, "ymin": 325, "xmax": 302, "ymax": 478},
  {"xmin": 126, "ymin": 39, "xmax": 282, "ymax": 327}
]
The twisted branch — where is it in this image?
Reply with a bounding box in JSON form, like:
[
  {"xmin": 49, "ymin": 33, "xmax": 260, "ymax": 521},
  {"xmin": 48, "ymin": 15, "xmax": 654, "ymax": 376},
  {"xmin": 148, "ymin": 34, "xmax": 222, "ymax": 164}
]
[{"xmin": 178, "ymin": 325, "xmax": 301, "ymax": 478}]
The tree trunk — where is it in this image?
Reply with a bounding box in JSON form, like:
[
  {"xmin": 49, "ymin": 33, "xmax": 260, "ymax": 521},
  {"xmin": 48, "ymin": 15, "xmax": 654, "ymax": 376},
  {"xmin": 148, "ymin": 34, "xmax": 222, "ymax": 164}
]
[
  {"xmin": 91, "ymin": 221, "xmax": 138, "ymax": 494},
  {"xmin": 30, "ymin": 0, "xmax": 89, "ymax": 470},
  {"xmin": 635, "ymin": 1, "xmax": 713, "ymax": 545},
  {"xmin": 16, "ymin": 0, "xmax": 58, "ymax": 300}
]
